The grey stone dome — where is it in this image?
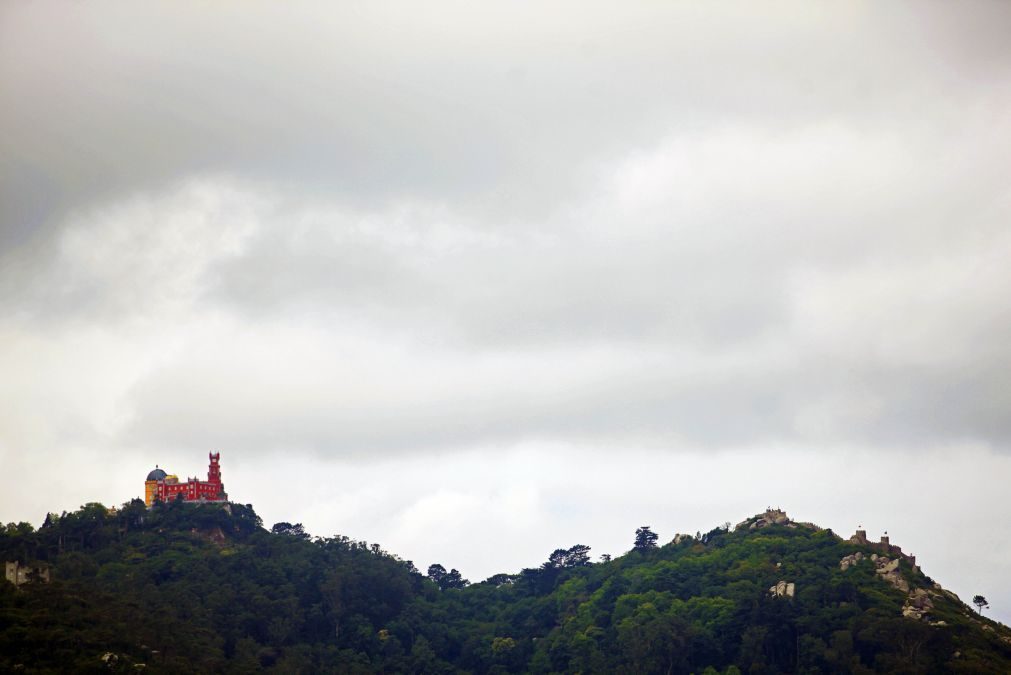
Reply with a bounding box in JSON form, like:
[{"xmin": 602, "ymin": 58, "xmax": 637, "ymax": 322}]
[{"xmin": 146, "ymin": 467, "xmax": 167, "ymax": 481}]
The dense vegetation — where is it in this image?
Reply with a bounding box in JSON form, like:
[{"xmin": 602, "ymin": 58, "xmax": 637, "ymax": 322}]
[{"xmin": 2, "ymin": 500, "xmax": 1010, "ymax": 673}]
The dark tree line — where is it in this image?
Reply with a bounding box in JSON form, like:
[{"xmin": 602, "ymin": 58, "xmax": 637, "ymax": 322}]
[{"xmin": 2, "ymin": 502, "xmax": 1009, "ymax": 673}]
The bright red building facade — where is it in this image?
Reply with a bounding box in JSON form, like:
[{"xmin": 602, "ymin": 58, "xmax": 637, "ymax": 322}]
[{"xmin": 144, "ymin": 453, "xmax": 228, "ymax": 506}]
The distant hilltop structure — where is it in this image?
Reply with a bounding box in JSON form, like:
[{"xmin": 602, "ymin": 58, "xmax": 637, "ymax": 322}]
[
  {"xmin": 144, "ymin": 452, "xmax": 228, "ymax": 506},
  {"xmin": 5, "ymin": 560, "xmax": 50, "ymax": 588},
  {"xmin": 848, "ymin": 526, "xmax": 917, "ymax": 569},
  {"xmin": 734, "ymin": 508, "xmax": 820, "ymax": 533}
]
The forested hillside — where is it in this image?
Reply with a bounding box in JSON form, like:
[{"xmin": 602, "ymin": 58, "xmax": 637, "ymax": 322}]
[{"xmin": 2, "ymin": 500, "xmax": 1010, "ymax": 673}]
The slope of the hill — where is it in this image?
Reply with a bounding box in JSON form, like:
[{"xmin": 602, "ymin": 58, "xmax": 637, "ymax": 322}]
[{"xmin": 1, "ymin": 501, "xmax": 1010, "ymax": 673}]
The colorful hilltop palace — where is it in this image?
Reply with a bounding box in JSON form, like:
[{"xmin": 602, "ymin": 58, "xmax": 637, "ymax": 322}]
[{"xmin": 144, "ymin": 452, "xmax": 228, "ymax": 506}]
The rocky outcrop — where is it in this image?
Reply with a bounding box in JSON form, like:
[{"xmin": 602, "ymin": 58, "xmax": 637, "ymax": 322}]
[
  {"xmin": 902, "ymin": 588, "xmax": 934, "ymax": 620},
  {"xmin": 840, "ymin": 551, "xmax": 910, "ymax": 592},
  {"xmin": 878, "ymin": 558, "xmax": 900, "ymax": 574},
  {"xmin": 839, "ymin": 551, "xmax": 865, "ymax": 571},
  {"xmin": 769, "ymin": 580, "xmax": 795, "ymax": 598},
  {"xmin": 737, "ymin": 508, "xmax": 791, "ymax": 531},
  {"xmin": 874, "ymin": 556, "xmax": 909, "ymax": 592},
  {"xmin": 840, "ymin": 552, "xmax": 948, "ymax": 622},
  {"xmin": 939, "ymin": 587, "xmax": 961, "ymax": 604}
]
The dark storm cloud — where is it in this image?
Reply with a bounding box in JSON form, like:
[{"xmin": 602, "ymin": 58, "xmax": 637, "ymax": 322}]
[{"xmin": 4, "ymin": 1, "xmax": 1009, "ymax": 249}]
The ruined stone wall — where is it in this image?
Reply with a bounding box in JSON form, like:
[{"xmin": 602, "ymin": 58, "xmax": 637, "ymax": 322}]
[{"xmin": 4, "ymin": 561, "xmax": 50, "ymax": 587}]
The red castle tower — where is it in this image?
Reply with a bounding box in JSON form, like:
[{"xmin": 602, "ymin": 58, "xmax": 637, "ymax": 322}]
[{"xmin": 144, "ymin": 453, "xmax": 228, "ymax": 506}]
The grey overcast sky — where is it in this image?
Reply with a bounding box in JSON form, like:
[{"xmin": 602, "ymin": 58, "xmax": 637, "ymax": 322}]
[{"xmin": 2, "ymin": 1, "xmax": 1011, "ymax": 622}]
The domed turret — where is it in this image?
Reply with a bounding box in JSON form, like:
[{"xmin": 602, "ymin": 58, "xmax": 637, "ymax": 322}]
[{"xmin": 143, "ymin": 455, "xmax": 227, "ymax": 507}]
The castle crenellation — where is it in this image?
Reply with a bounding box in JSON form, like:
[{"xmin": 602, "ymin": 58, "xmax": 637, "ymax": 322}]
[
  {"xmin": 838, "ymin": 527, "xmax": 948, "ymax": 625},
  {"xmin": 848, "ymin": 527, "xmax": 916, "ymax": 568}
]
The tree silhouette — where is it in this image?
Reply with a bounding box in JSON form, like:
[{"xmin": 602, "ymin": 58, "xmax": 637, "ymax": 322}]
[
  {"xmin": 271, "ymin": 522, "xmax": 311, "ymax": 540},
  {"xmin": 565, "ymin": 544, "xmax": 592, "ymax": 567},
  {"xmin": 441, "ymin": 568, "xmax": 469, "ymax": 589},
  {"xmin": 545, "ymin": 548, "xmax": 568, "ymax": 570},
  {"xmin": 427, "ymin": 563, "xmax": 447, "ymax": 586},
  {"xmin": 544, "ymin": 544, "xmax": 593, "ymax": 569},
  {"xmin": 973, "ymin": 595, "xmax": 989, "ymax": 615},
  {"xmin": 634, "ymin": 526, "xmax": 659, "ymax": 551},
  {"xmin": 427, "ymin": 564, "xmax": 468, "ymax": 590}
]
